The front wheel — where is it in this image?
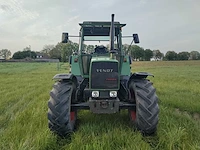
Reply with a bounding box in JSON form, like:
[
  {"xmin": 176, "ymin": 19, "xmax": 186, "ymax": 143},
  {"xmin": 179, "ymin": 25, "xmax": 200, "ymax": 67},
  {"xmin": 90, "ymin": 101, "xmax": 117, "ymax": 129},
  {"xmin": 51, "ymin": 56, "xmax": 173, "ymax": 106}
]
[
  {"xmin": 47, "ymin": 81, "xmax": 77, "ymax": 137},
  {"xmin": 128, "ymin": 79, "xmax": 159, "ymax": 135}
]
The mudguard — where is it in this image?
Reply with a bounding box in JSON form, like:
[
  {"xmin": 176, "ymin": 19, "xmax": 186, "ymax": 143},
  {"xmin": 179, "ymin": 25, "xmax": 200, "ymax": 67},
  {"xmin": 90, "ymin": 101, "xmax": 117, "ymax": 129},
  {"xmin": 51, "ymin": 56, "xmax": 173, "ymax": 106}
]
[
  {"xmin": 128, "ymin": 72, "xmax": 154, "ymax": 86},
  {"xmin": 129, "ymin": 72, "xmax": 154, "ymax": 80},
  {"xmin": 120, "ymin": 72, "xmax": 153, "ymax": 90},
  {"xmin": 53, "ymin": 73, "xmax": 78, "ymax": 86}
]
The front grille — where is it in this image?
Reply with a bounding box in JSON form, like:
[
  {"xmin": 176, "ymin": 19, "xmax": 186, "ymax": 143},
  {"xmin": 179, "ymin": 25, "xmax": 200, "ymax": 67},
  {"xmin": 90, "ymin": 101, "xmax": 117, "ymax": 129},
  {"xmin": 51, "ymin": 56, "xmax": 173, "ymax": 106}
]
[{"xmin": 91, "ymin": 61, "xmax": 118, "ymax": 89}]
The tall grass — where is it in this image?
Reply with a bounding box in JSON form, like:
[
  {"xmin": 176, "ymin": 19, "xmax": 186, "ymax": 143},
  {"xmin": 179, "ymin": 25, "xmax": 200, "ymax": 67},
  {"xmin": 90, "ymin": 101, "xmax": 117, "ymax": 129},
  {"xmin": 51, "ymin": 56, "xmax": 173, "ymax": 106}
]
[{"xmin": 0, "ymin": 61, "xmax": 200, "ymax": 150}]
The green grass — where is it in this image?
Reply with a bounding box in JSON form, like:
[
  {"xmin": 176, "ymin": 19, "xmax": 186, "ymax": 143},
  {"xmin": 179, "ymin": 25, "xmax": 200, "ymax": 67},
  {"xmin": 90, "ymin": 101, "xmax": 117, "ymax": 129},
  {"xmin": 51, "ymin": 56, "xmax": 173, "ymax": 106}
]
[{"xmin": 0, "ymin": 61, "xmax": 200, "ymax": 150}]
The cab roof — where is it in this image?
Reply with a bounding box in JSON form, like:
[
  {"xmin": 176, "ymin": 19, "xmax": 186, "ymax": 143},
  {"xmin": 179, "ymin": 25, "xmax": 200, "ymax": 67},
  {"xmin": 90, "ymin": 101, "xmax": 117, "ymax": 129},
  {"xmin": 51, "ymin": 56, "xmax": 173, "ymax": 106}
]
[
  {"xmin": 79, "ymin": 21, "xmax": 126, "ymax": 28},
  {"xmin": 79, "ymin": 22, "xmax": 126, "ymax": 36}
]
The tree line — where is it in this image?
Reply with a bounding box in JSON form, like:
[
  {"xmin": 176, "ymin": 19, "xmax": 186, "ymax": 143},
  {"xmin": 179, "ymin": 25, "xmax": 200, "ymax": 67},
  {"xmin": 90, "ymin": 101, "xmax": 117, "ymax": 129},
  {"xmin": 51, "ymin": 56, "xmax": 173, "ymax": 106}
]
[{"xmin": 1, "ymin": 41, "xmax": 200, "ymax": 61}]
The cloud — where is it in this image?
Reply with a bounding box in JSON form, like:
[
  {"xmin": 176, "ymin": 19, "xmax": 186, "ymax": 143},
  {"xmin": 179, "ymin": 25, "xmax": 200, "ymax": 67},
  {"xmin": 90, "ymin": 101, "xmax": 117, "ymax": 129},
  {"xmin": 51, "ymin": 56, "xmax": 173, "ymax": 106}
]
[
  {"xmin": 0, "ymin": 5, "xmax": 11, "ymax": 11},
  {"xmin": 69, "ymin": 8, "xmax": 78, "ymax": 13},
  {"xmin": 65, "ymin": 15, "xmax": 80, "ymax": 24},
  {"xmin": 0, "ymin": 0, "xmax": 200, "ymax": 54},
  {"xmin": 0, "ymin": 0, "xmax": 39, "ymax": 19},
  {"xmin": 23, "ymin": 34, "xmax": 49, "ymax": 41},
  {"xmin": 88, "ymin": 0, "xmax": 117, "ymax": 9},
  {"xmin": 139, "ymin": 0, "xmax": 147, "ymax": 5}
]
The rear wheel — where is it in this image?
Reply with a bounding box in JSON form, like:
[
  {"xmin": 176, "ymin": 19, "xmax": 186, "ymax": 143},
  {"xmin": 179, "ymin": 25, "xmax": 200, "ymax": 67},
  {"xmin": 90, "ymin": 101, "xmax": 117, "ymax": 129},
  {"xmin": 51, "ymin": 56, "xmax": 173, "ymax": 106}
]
[
  {"xmin": 128, "ymin": 79, "xmax": 159, "ymax": 135},
  {"xmin": 47, "ymin": 81, "xmax": 77, "ymax": 137}
]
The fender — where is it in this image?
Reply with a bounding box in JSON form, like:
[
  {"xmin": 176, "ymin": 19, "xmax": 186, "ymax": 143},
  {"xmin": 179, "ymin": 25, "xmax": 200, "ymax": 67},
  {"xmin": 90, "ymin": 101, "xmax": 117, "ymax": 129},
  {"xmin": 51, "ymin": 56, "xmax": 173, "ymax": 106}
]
[
  {"xmin": 128, "ymin": 72, "xmax": 154, "ymax": 86},
  {"xmin": 53, "ymin": 73, "xmax": 78, "ymax": 86},
  {"xmin": 130, "ymin": 72, "xmax": 154, "ymax": 79}
]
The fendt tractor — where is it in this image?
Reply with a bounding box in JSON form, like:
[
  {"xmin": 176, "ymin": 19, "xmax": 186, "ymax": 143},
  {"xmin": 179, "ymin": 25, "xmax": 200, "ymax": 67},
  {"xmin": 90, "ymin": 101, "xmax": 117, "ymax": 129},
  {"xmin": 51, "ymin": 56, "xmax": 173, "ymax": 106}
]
[{"xmin": 47, "ymin": 14, "xmax": 159, "ymax": 137}]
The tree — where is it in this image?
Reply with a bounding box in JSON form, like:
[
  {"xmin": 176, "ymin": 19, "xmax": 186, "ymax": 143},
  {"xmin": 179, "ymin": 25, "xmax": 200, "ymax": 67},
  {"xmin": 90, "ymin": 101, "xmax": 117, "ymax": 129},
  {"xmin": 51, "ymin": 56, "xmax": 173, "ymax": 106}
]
[
  {"xmin": 144, "ymin": 49, "xmax": 153, "ymax": 61},
  {"xmin": 49, "ymin": 42, "xmax": 77, "ymax": 62},
  {"xmin": 130, "ymin": 45, "xmax": 144, "ymax": 60},
  {"xmin": 41, "ymin": 45, "xmax": 55, "ymax": 54},
  {"xmin": 82, "ymin": 44, "xmax": 87, "ymax": 52},
  {"xmin": 122, "ymin": 44, "xmax": 129, "ymax": 54},
  {"xmin": 153, "ymin": 50, "xmax": 163, "ymax": 60},
  {"xmin": 12, "ymin": 50, "xmax": 36, "ymax": 59},
  {"xmin": 0, "ymin": 49, "xmax": 11, "ymax": 59},
  {"xmin": 49, "ymin": 48, "xmax": 61, "ymax": 60},
  {"xmin": 49, "ymin": 43, "xmax": 64, "ymax": 61},
  {"xmin": 86, "ymin": 45, "xmax": 95, "ymax": 53},
  {"xmin": 189, "ymin": 51, "xmax": 200, "ymax": 60},
  {"xmin": 61, "ymin": 43, "xmax": 73, "ymax": 62},
  {"xmin": 23, "ymin": 46, "xmax": 31, "ymax": 51},
  {"xmin": 71, "ymin": 42, "xmax": 79, "ymax": 53},
  {"xmin": 165, "ymin": 51, "xmax": 178, "ymax": 60},
  {"xmin": 177, "ymin": 52, "xmax": 190, "ymax": 60},
  {"xmin": 12, "ymin": 51, "xmax": 23, "ymax": 59}
]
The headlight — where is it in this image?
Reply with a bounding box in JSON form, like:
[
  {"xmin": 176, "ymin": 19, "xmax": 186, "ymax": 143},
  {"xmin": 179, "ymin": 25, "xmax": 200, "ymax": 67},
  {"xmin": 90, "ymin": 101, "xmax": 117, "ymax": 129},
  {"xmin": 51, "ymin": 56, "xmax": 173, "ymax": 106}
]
[
  {"xmin": 110, "ymin": 91, "xmax": 117, "ymax": 97},
  {"xmin": 92, "ymin": 91, "xmax": 99, "ymax": 98}
]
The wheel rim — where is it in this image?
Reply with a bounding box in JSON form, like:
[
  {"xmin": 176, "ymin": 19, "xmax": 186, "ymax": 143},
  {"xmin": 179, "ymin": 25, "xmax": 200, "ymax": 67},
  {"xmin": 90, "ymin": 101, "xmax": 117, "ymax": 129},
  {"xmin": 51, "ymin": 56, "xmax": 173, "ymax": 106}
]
[
  {"xmin": 130, "ymin": 110, "xmax": 136, "ymax": 121},
  {"xmin": 70, "ymin": 111, "xmax": 76, "ymax": 121}
]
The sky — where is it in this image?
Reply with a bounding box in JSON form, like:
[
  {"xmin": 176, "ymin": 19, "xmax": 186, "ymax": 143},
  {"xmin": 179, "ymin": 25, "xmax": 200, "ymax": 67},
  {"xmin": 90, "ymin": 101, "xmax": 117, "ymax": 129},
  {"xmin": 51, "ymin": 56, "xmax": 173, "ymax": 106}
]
[{"xmin": 0, "ymin": 0, "xmax": 200, "ymax": 55}]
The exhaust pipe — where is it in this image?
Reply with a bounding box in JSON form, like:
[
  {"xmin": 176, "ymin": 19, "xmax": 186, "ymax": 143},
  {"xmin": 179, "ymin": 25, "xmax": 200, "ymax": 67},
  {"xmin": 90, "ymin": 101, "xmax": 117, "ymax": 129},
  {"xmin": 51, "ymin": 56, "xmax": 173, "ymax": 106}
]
[{"xmin": 110, "ymin": 14, "xmax": 115, "ymax": 51}]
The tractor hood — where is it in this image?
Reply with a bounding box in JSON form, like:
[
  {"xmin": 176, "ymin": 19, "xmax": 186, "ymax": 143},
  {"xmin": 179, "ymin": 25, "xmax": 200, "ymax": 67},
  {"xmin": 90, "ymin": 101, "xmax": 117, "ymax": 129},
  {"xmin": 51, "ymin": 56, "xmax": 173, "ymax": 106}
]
[{"xmin": 89, "ymin": 57, "xmax": 119, "ymax": 90}]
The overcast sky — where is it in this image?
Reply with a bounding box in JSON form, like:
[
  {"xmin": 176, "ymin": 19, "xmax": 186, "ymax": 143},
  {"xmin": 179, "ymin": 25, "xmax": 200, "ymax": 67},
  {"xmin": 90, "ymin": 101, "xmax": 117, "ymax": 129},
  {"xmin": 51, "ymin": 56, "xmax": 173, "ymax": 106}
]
[{"xmin": 0, "ymin": 0, "xmax": 200, "ymax": 54}]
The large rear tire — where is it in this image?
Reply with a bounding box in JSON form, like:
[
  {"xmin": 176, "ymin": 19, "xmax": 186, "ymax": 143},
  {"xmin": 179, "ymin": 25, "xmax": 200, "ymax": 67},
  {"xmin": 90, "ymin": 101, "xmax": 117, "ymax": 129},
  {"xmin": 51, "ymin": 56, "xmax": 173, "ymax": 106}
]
[
  {"xmin": 47, "ymin": 81, "xmax": 77, "ymax": 137},
  {"xmin": 128, "ymin": 79, "xmax": 159, "ymax": 135}
]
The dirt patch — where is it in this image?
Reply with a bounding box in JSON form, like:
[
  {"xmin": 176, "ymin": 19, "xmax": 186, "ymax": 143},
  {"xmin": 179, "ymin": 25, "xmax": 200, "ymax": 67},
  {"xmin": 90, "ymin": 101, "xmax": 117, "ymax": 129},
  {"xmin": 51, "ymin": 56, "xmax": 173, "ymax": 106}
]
[
  {"xmin": 175, "ymin": 108, "xmax": 200, "ymax": 122},
  {"xmin": 193, "ymin": 113, "xmax": 200, "ymax": 121}
]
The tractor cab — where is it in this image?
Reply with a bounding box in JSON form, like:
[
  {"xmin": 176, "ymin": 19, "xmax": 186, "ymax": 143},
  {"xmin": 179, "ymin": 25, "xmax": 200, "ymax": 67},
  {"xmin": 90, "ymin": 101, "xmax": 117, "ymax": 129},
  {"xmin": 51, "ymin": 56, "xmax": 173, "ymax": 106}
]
[
  {"xmin": 64, "ymin": 21, "xmax": 132, "ymax": 79},
  {"xmin": 79, "ymin": 21, "xmax": 126, "ymax": 56}
]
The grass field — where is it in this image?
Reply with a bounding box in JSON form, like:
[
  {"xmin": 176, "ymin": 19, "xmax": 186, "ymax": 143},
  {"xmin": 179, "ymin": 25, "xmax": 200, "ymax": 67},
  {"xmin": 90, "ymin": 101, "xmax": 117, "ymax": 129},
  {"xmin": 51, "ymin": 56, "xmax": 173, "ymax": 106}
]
[{"xmin": 0, "ymin": 61, "xmax": 200, "ymax": 150}]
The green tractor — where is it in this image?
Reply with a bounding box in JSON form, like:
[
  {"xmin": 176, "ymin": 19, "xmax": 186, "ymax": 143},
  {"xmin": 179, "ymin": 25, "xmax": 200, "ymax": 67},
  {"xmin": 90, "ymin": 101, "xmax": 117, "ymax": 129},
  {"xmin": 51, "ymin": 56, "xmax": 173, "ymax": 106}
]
[{"xmin": 47, "ymin": 14, "xmax": 159, "ymax": 137}]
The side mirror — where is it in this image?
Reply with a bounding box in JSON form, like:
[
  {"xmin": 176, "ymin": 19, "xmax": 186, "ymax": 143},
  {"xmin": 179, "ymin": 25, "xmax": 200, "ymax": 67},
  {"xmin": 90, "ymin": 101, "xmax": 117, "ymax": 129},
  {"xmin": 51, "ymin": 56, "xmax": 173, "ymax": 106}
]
[
  {"xmin": 69, "ymin": 55, "xmax": 72, "ymax": 64},
  {"xmin": 62, "ymin": 33, "xmax": 69, "ymax": 43},
  {"xmin": 133, "ymin": 34, "xmax": 139, "ymax": 44}
]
